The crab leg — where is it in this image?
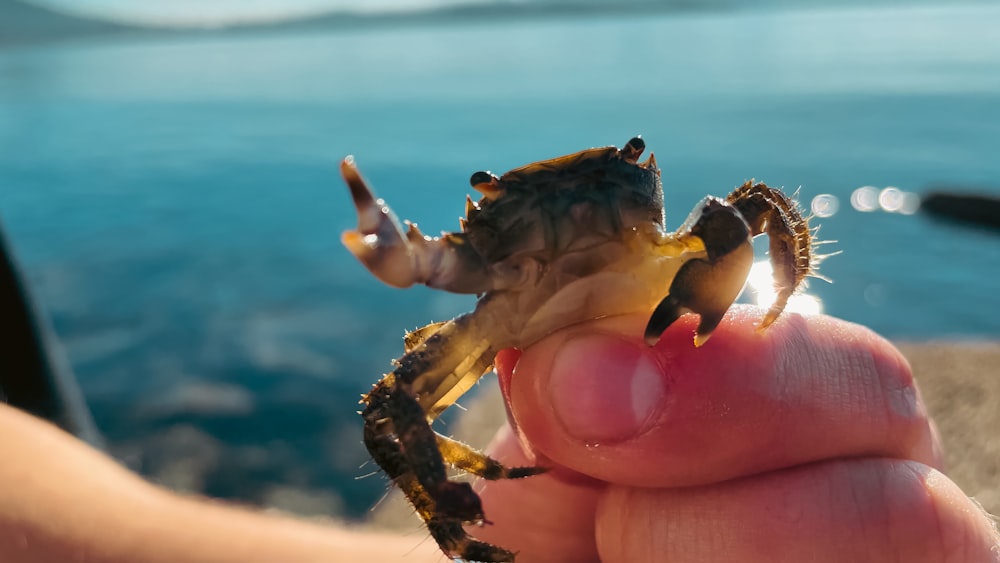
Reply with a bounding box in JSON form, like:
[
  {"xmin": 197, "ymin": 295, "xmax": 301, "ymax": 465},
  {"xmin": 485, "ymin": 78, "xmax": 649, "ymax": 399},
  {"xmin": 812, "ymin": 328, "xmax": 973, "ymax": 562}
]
[
  {"xmin": 436, "ymin": 434, "xmax": 547, "ymax": 480},
  {"xmin": 363, "ymin": 375, "xmax": 488, "ymax": 532},
  {"xmin": 402, "ymin": 321, "xmax": 448, "ymax": 353},
  {"xmin": 363, "ymin": 398, "xmax": 535, "ymax": 562},
  {"xmin": 726, "ymin": 181, "xmax": 812, "ymax": 328},
  {"xmin": 362, "ymin": 307, "xmax": 535, "ymax": 562},
  {"xmin": 341, "ymin": 158, "xmax": 493, "ymax": 293},
  {"xmin": 363, "ymin": 422, "xmax": 516, "ymax": 562}
]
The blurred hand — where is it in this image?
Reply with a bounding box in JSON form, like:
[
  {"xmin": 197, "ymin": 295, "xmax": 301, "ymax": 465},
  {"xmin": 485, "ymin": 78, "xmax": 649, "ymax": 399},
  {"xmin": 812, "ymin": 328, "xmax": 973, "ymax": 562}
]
[{"xmin": 470, "ymin": 306, "xmax": 999, "ymax": 562}]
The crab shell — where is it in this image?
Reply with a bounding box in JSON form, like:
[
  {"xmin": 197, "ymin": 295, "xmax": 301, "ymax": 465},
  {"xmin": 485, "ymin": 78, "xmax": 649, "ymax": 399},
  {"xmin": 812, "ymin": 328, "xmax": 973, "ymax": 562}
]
[{"xmin": 342, "ymin": 137, "xmax": 782, "ymax": 350}]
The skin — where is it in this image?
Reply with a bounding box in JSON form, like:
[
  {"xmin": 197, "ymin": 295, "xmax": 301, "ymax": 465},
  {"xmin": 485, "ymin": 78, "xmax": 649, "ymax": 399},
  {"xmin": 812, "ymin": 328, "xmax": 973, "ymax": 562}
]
[
  {"xmin": 0, "ymin": 400, "xmax": 444, "ymax": 563},
  {"xmin": 472, "ymin": 307, "xmax": 1000, "ymax": 562},
  {"xmin": 0, "ymin": 306, "xmax": 996, "ymax": 562}
]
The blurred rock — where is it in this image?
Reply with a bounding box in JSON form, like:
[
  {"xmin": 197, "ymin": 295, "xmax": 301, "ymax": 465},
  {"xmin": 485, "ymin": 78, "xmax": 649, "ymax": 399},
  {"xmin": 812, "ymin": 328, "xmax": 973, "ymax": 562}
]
[
  {"xmin": 262, "ymin": 484, "xmax": 345, "ymax": 517},
  {"xmin": 137, "ymin": 380, "xmax": 255, "ymax": 417},
  {"xmin": 114, "ymin": 423, "xmax": 223, "ymax": 493},
  {"xmin": 920, "ymin": 191, "xmax": 1000, "ymax": 232}
]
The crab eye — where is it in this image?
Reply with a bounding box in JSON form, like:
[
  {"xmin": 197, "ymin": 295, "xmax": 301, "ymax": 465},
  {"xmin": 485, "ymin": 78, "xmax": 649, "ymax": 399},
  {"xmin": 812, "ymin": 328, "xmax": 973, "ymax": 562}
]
[
  {"xmin": 469, "ymin": 171, "xmax": 496, "ymax": 187},
  {"xmin": 622, "ymin": 136, "xmax": 645, "ymax": 163}
]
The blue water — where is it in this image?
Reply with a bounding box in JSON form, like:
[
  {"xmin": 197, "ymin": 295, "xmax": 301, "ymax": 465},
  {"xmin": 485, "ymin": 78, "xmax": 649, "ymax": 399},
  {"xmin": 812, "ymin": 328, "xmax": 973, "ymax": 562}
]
[{"xmin": 1, "ymin": 4, "xmax": 999, "ymax": 515}]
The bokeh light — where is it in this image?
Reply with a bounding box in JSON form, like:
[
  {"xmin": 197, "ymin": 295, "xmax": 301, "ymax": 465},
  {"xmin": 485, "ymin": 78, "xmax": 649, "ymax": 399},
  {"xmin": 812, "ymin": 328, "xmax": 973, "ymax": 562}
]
[
  {"xmin": 879, "ymin": 186, "xmax": 904, "ymax": 211},
  {"xmin": 850, "ymin": 186, "xmax": 880, "ymax": 212},
  {"xmin": 851, "ymin": 185, "xmax": 921, "ymax": 215},
  {"xmin": 896, "ymin": 192, "xmax": 921, "ymax": 215},
  {"xmin": 810, "ymin": 193, "xmax": 840, "ymax": 218}
]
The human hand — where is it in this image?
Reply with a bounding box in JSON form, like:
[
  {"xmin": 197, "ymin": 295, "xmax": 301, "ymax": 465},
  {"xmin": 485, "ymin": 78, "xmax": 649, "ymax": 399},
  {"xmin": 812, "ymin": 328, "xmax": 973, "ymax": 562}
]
[{"xmin": 470, "ymin": 306, "xmax": 999, "ymax": 562}]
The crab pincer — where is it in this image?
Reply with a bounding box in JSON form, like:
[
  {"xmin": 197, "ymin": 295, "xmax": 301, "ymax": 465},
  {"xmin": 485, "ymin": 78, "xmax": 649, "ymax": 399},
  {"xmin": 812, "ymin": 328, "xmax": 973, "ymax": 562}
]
[
  {"xmin": 340, "ymin": 156, "xmax": 421, "ymax": 288},
  {"xmin": 644, "ymin": 196, "xmax": 755, "ymax": 346},
  {"xmin": 341, "ymin": 157, "xmax": 493, "ymax": 294}
]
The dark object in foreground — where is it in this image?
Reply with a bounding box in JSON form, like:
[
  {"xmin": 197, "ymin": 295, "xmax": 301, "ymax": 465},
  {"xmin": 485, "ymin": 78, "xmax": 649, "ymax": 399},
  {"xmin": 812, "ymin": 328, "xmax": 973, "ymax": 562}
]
[
  {"xmin": 340, "ymin": 137, "xmax": 815, "ymax": 561},
  {"xmin": 921, "ymin": 191, "xmax": 1000, "ymax": 232},
  {"xmin": 0, "ymin": 220, "xmax": 101, "ymax": 446}
]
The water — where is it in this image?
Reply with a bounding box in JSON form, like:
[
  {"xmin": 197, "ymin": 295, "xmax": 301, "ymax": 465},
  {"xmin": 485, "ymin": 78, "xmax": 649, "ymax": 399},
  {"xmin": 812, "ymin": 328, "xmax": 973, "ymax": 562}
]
[{"xmin": 1, "ymin": 4, "xmax": 999, "ymax": 516}]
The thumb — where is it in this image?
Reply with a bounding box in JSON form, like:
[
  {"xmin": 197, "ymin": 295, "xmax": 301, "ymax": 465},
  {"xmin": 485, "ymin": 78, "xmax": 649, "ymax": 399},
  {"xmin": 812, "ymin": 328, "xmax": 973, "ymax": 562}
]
[{"xmin": 501, "ymin": 306, "xmax": 936, "ymax": 487}]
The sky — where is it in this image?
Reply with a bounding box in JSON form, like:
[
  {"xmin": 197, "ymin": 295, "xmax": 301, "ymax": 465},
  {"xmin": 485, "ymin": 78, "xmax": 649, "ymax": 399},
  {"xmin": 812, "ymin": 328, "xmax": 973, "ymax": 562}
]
[{"xmin": 33, "ymin": 0, "xmax": 481, "ymax": 27}]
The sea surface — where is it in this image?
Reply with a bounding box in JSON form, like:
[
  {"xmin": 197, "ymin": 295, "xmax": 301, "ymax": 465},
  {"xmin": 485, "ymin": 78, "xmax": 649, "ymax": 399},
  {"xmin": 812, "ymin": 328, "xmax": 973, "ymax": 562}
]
[{"xmin": 1, "ymin": 3, "xmax": 999, "ymax": 516}]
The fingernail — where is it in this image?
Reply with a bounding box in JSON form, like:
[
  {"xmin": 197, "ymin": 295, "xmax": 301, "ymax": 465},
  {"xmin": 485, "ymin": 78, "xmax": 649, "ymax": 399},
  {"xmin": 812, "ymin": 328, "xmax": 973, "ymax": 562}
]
[
  {"xmin": 495, "ymin": 348, "xmax": 536, "ymax": 457},
  {"xmin": 549, "ymin": 333, "xmax": 665, "ymax": 444}
]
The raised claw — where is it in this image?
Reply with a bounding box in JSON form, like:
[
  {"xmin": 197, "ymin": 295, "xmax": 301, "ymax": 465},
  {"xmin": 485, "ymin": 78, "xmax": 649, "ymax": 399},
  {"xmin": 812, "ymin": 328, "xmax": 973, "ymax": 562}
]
[
  {"xmin": 341, "ymin": 157, "xmax": 493, "ymax": 294},
  {"xmin": 341, "ymin": 156, "xmax": 420, "ymax": 288}
]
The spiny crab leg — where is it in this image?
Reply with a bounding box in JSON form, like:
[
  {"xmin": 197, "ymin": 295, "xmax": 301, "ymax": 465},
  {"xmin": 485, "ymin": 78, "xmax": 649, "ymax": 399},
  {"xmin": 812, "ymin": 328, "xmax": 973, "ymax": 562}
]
[
  {"xmin": 340, "ymin": 157, "xmax": 491, "ymax": 293},
  {"xmin": 726, "ymin": 181, "xmax": 813, "ymax": 329}
]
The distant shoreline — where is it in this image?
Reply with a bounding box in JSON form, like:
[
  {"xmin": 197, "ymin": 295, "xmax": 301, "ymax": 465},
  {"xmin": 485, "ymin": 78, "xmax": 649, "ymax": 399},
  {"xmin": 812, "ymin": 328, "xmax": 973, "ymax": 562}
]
[
  {"xmin": 5, "ymin": 0, "xmax": 995, "ymax": 49},
  {"xmin": 1, "ymin": 0, "xmax": 724, "ymax": 49}
]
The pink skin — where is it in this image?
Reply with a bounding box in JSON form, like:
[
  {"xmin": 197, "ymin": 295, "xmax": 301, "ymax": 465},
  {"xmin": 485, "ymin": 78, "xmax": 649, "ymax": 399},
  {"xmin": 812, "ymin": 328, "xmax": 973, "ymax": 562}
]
[{"xmin": 469, "ymin": 306, "xmax": 999, "ymax": 563}]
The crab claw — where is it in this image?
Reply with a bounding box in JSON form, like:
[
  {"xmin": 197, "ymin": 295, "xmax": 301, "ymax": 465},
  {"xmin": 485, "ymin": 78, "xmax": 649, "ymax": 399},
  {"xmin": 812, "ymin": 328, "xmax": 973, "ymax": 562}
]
[
  {"xmin": 341, "ymin": 157, "xmax": 493, "ymax": 294},
  {"xmin": 340, "ymin": 156, "xmax": 424, "ymax": 288},
  {"xmin": 645, "ymin": 198, "xmax": 753, "ymax": 346}
]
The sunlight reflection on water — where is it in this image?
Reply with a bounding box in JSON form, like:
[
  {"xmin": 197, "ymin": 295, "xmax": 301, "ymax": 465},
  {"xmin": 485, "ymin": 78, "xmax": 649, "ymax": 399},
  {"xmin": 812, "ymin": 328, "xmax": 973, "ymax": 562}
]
[
  {"xmin": 851, "ymin": 186, "xmax": 921, "ymax": 215},
  {"xmin": 810, "ymin": 194, "xmax": 840, "ymax": 218},
  {"xmin": 747, "ymin": 260, "xmax": 824, "ymax": 317}
]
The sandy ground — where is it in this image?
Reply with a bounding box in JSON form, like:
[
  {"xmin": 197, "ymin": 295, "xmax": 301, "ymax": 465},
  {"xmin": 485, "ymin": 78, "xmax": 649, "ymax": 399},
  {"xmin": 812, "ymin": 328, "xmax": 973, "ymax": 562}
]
[
  {"xmin": 898, "ymin": 342, "xmax": 1000, "ymax": 516},
  {"xmin": 369, "ymin": 341, "xmax": 1000, "ymax": 530}
]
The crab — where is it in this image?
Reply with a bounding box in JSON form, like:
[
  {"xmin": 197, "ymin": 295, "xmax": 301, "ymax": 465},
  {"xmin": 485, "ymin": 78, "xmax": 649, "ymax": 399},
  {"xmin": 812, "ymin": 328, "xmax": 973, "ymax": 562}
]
[{"xmin": 341, "ymin": 137, "xmax": 813, "ymax": 562}]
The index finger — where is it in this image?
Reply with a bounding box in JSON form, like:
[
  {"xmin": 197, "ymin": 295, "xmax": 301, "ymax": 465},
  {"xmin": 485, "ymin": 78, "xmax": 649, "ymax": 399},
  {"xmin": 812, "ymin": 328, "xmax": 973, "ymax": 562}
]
[{"xmin": 501, "ymin": 306, "xmax": 942, "ymax": 487}]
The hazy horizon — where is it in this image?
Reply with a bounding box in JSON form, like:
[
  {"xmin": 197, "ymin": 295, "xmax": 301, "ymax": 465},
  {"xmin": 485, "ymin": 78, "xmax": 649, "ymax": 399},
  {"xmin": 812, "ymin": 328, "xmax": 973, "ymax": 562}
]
[
  {"xmin": 30, "ymin": 0, "xmax": 484, "ymax": 27},
  {"xmin": 21, "ymin": 0, "xmax": 994, "ymax": 28}
]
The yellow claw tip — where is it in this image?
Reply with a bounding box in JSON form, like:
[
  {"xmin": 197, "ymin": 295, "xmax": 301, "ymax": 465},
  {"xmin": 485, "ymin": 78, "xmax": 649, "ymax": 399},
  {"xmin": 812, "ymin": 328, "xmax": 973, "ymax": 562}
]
[
  {"xmin": 758, "ymin": 312, "xmax": 780, "ymax": 331},
  {"xmin": 693, "ymin": 333, "xmax": 711, "ymax": 347},
  {"xmin": 341, "ymin": 230, "xmax": 369, "ymax": 255}
]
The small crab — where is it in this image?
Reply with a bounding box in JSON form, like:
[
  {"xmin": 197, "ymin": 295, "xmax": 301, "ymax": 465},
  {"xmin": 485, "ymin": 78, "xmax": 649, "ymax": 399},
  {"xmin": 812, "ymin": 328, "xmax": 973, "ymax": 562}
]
[{"xmin": 341, "ymin": 137, "xmax": 813, "ymax": 562}]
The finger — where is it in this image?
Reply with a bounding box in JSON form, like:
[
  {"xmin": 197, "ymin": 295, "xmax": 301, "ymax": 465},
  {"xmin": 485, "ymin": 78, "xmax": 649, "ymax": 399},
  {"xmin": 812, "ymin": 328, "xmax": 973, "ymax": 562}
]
[
  {"xmin": 469, "ymin": 424, "xmax": 602, "ymax": 563},
  {"xmin": 595, "ymin": 458, "xmax": 1000, "ymax": 563},
  {"xmin": 502, "ymin": 306, "xmax": 942, "ymax": 487}
]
